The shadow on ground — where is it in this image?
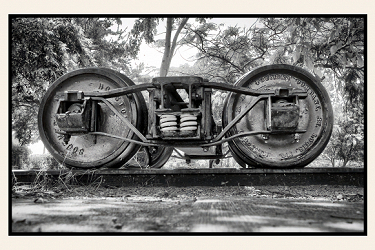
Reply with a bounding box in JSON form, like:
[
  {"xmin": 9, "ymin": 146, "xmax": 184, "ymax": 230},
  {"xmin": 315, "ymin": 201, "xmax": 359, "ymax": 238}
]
[{"xmin": 11, "ymin": 185, "xmax": 364, "ymax": 233}]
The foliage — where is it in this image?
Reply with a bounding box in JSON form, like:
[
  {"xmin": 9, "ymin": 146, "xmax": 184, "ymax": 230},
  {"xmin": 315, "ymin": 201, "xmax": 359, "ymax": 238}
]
[
  {"xmin": 323, "ymin": 118, "xmax": 364, "ymax": 167},
  {"xmin": 128, "ymin": 17, "xmax": 211, "ymax": 76},
  {"xmin": 73, "ymin": 18, "xmax": 136, "ymax": 73},
  {"xmin": 12, "ymin": 145, "xmax": 31, "ymax": 169},
  {"xmin": 260, "ymin": 17, "xmax": 364, "ymax": 118},
  {"xmin": 174, "ymin": 17, "xmax": 365, "ymax": 166},
  {"xmin": 29, "ymin": 154, "xmax": 64, "ymax": 170},
  {"xmin": 11, "ymin": 17, "xmax": 134, "ymax": 145},
  {"xmin": 128, "ymin": 18, "xmax": 161, "ymax": 55},
  {"xmin": 267, "ymin": 17, "xmax": 366, "ymax": 166},
  {"xmin": 183, "ymin": 23, "xmax": 266, "ymax": 83},
  {"xmin": 159, "ymin": 18, "xmax": 190, "ymax": 77},
  {"xmin": 11, "ymin": 16, "xmax": 365, "ymax": 167}
]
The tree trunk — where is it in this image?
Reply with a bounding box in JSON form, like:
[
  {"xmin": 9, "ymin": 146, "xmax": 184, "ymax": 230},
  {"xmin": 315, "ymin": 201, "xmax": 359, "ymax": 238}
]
[
  {"xmin": 331, "ymin": 158, "xmax": 335, "ymax": 167},
  {"xmin": 342, "ymin": 159, "xmax": 349, "ymax": 168},
  {"xmin": 160, "ymin": 18, "xmax": 173, "ymax": 77},
  {"xmin": 160, "ymin": 18, "xmax": 189, "ymax": 77}
]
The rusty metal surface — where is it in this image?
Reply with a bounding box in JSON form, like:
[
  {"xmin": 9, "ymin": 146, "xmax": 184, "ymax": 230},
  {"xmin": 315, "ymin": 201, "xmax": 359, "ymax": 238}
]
[
  {"xmin": 270, "ymin": 103, "xmax": 300, "ymax": 130},
  {"xmin": 223, "ymin": 65, "xmax": 333, "ymax": 168},
  {"xmin": 38, "ymin": 65, "xmax": 335, "ymax": 171},
  {"xmin": 38, "ymin": 68, "xmax": 146, "ymax": 169}
]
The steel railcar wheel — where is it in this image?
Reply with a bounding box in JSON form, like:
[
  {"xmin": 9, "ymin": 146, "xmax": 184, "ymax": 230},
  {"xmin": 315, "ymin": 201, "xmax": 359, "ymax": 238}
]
[
  {"xmin": 148, "ymin": 147, "xmax": 173, "ymax": 168},
  {"xmin": 38, "ymin": 68, "xmax": 147, "ymax": 169},
  {"xmin": 223, "ymin": 64, "xmax": 333, "ymax": 168},
  {"xmin": 108, "ymin": 70, "xmax": 172, "ymax": 169},
  {"xmin": 124, "ymin": 146, "xmax": 173, "ymax": 169}
]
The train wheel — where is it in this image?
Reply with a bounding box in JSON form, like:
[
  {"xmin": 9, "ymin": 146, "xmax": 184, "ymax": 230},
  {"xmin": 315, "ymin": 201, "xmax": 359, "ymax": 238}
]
[
  {"xmin": 148, "ymin": 147, "xmax": 173, "ymax": 168},
  {"xmin": 38, "ymin": 68, "xmax": 147, "ymax": 169},
  {"xmin": 123, "ymin": 146, "xmax": 173, "ymax": 169},
  {"xmin": 223, "ymin": 64, "xmax": 333, "ymax": 168},
  {"xmin": 104, "ymin": 70, "xmax": 172, "ymax": 169}
]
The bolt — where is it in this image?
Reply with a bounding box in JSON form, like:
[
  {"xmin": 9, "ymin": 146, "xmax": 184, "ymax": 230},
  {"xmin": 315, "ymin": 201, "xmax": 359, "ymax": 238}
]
[
  {"xmin": 150, "ymin": 147, "xmax": 157, "ymax": 154},
  {"xmin": 294, "ymin": 133, "xmax": 300, "ymax": 142}
]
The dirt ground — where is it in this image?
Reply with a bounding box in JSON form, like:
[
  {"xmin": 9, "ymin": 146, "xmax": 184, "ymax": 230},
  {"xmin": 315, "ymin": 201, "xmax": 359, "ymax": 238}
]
[{"xmin": 11, "ymin": 185, "xmax": 364, "ymax": 233}]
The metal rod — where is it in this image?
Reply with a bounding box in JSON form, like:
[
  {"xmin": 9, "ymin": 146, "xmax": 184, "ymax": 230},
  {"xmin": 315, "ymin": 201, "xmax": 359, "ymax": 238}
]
[
  {"xmin": 188, "ymin": 83, "xmax": 192, "ymax": 109},
  {"xmin": 160, "ymin": 83, "xmax": 165, "ymax": 108},
  {"xmin": 79, "ymin": 82, "xmax": 308, "ymax": 99},
  {"xmin": 84, "ymin": 83, "xmax": 156, "ymax": 98},
  {"xmin": 267, "ymin": 95, "xmax": 272, "ymax": 130},
  {"xmin": 202, "ymin": 82, "xmax": 273, "ymax": 96},
  {"xmin": 202, "ymin": 82, "xmax": 308, "ymax": 97},
  {"xmin": 86, "ymin": 129, "xmax": 306, "ymax": 148},
  {"xmin": 91, "ymin": 94, "xmax": 290, "ymax": 146},
  {"xmin": 92, "ymin": 97, "xmax": 148, "ymax": 142},
  {"xmin": 203, "ymin": 130, "xmax": 306, "ymax": 147},
  {"xmin": 205, "ymin": 131, "xmax": 272, "ymax": 146},
  {"xmin": 172, "ymin": 148, "xmax": 185, "ymax": 158},
  {"xmin": 88, "ymin": 132, "xmax": 159, "ymax": 147},
  {"xmin": 210, "ymin": 95, "xmax": 266, "ymax": 143},
  {"xmin": 90, "ymin": 100, "xmax": 98, "ymax": 144}
]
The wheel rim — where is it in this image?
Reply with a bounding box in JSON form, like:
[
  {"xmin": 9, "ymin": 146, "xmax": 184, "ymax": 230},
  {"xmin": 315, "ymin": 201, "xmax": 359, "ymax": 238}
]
[
  {"xmin": 123, "ymin": 146, "xmax": 173, "ymax": 169},
  {"xmin": 223, "ymin": 64, "xmax": 333, "ymax": 168},
  {"xmin": 106, "ymin": 70, "xmax": 171, "ymax": 169},
  {"xmin": 38, "ymin": 68, "xmax": 146, "ymax": 169},
  {"xmin": 148, "ymin": 147, "xmax": 173, "ymax": 168}
]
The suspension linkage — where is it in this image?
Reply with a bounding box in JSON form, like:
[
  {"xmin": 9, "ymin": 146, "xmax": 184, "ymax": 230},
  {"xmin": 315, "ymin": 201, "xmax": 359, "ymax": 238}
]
[
  {"xmin": 81, "ymin": 129, "xmax": 306, "ymax": 148},
  {"xmin": 91, "ymin": 97, "xmax": 148, "ymax": 142}
]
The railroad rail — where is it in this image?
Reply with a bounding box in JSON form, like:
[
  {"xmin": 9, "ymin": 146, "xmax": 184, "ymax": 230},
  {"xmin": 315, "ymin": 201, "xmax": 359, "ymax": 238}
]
[{"xmin": 12, "ymin": 167, "xmax": 364, "ymax": 187}]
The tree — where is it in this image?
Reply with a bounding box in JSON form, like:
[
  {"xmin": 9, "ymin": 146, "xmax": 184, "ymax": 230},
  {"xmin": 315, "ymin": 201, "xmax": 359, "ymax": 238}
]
[
  {"xmin": 12, "ymin": 18, "xmax": 86, "ymax": 145},
  {"xmin": 178, "ymin": 17, "xmax": 365, "ymax": 166},
  {"xmin": 182, "ymin": 22, "xmax": 268, "ymax": 83},
  {"xmin": 12, "ymin": 145, "xmax": 31, "ymax": 169},
  {"xmin": 159, "ymin": 18, "xmax": 189, "ymax": 76},
  {"xmin": 170, "ymin": 17, "xmax": 365, "ymax": 167},
  {"xmin": 260, "ymin": 17, "xmax": 365, "ymax": 166},
  {"xmin": 323, "ymin": 118, "xmax": 364, "ymax": 167},
  {"xmin": 260, "ymin": 17, "xmax": 364, "ymax": 117},
  {"xmin": 11, "ymin": 17, "xmax": 134, "ymax": 145},
  {"xmin": 128, "ymin": 17, "xmax": 211, "ymax": 77}
]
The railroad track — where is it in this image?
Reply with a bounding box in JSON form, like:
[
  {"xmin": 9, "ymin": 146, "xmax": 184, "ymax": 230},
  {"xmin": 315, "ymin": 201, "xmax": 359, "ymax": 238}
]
[{"xmin": 12, "ymin": 167, "xmax": 364, "ymax": 187}]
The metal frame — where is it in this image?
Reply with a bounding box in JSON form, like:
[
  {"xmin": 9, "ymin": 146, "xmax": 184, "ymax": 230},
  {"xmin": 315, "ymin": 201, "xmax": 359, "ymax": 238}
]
[{"xmin": 55, "ymin": 79, "xmax": 308, "ymax": 149}]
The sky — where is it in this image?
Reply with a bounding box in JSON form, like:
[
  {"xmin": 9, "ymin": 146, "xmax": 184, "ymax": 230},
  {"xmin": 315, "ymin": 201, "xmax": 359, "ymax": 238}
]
[{"xmin": 28, "ymin": 17, "xmax": 259, "ymax": 155}]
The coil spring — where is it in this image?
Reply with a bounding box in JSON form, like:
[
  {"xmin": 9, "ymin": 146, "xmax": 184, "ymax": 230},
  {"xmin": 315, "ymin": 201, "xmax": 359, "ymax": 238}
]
[
  {"xmin": 179, "ymin": 113, "xmax": 198, "ymax": 131},
  {"xmin": 160, "ymin": 114, "xmax": 178, "ymax": 132}
]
